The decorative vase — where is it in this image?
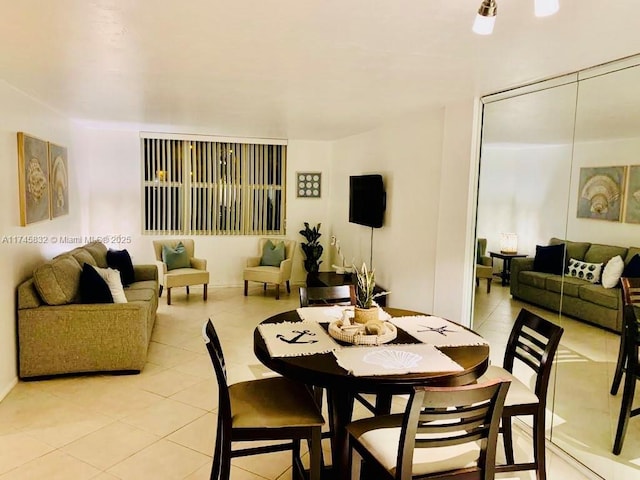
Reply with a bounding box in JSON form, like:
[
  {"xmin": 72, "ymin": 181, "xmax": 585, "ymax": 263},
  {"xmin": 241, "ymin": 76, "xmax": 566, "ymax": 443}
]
[{"xmin": 353, "ymin": 306, "xmax": 378, "ymax": 325}]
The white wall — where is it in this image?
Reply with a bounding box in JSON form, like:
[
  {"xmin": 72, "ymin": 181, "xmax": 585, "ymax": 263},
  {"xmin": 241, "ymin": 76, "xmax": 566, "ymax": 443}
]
[
  {"xmin": 329, "ymin": 103, "xmax": 477, "ymax": 322},
  {"xmin": 0, "ymin": 81, "xmax": 77, "ymax": 398},
  {"xmin": 71, "ymin": 126, "xmax": 333, "ymax": 287}
]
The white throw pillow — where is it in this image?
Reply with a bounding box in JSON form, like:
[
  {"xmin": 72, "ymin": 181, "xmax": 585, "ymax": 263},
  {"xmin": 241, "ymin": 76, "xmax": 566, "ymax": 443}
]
[
  {"xmin": 567, "ymin": 258, "xmax": 603, "ymax": 284},
  {"xmin": 94, "ymin": 266, "xmax": 128, "ymax": 303},
  {"xmin": 602, "ymin": 255, "xmax": 625, "ymax": 289}
]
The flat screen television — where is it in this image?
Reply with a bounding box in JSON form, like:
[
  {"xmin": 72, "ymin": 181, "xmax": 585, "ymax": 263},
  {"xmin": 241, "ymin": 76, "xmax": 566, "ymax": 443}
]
[{"xmin": 349, "ymin": 174, "xmax": 386, "ymax": 228}]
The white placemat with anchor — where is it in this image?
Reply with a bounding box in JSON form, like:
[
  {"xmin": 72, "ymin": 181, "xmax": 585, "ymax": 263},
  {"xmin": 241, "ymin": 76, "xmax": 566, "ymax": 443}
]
[
  {"xmin": 333, "ymin": 344, "xmax": 464, "ymax": 376},
  {"xmin": 389, "ymin": 316, "xmax": 488, "ymax": 347},
  {"xmin": 258, "ymin": 321, "xmax": 340, "ymax": 357}
]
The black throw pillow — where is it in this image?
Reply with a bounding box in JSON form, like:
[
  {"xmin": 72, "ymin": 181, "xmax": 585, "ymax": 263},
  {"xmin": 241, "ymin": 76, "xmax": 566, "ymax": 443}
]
[
  {"xmin": 533, "ymin": 244, "xmax": 566, "ymax": 275},
  {"xmin": 80, "ymin": 263, "xmax": 114, "ymax": 304},
  {"xmin": 107, "ymin": 249, "xmax": 135, "ymax": 286},
  {"xmin": 623, "ymin": 254, "xmax": 640, "ymax": 278}
]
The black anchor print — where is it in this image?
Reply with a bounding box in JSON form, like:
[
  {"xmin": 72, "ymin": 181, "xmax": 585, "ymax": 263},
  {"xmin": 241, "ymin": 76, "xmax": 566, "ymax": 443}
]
[{"xmin": 276, "ymin": 329, "xmax": 318, "ymax": 344}]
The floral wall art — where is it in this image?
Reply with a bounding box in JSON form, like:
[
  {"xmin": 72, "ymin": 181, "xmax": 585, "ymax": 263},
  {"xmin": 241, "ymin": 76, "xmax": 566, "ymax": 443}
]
[
  {"xmin": 624, "ymin": 165, "xmax": 640, "ymax": 224},
  {"xmin": 17, "ymin": 132, "xmax": 69, "ymax": 225}
]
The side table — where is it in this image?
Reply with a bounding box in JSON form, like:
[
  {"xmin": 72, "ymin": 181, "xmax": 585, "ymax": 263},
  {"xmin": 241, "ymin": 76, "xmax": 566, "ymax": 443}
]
[{"xmin": 489, "ymin": 251, "xmax": 527, "ymax": 286}]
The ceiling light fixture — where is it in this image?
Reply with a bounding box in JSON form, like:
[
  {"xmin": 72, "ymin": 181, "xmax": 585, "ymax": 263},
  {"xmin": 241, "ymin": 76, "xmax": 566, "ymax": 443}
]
[{"xmin": 472, "ymin": 0, "xmax": 559, "ymax": 35}]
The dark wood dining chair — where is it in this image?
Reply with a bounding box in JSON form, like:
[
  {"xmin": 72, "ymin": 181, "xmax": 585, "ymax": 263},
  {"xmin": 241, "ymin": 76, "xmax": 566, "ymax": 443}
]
[
  {"xmin": 202, "ymin": 319, "xmax": 325, "ymax": 480},
  {"xmin": 612, "ymin": 277, "xmax": 640, "ymax": 455},
  {"xmin": 299, "ymin": 285, "xmax": 356, "ymax": 307},
  {"xmin": 478, "ymin": 308, "xmax": 563, "ymax": 480},
  {"xmin": 346, "ymin": 379, "xmax": 510, "ymax": 480},
  {"xmin": 611, "ymin": 276, "xmax": 640, "ymax": 395}
]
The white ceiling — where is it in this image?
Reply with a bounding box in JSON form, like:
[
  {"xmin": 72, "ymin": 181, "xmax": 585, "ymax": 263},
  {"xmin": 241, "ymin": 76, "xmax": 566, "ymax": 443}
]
[{"xmin": 2, "ymin": 0, "xmax": 640, "ymax": 140}]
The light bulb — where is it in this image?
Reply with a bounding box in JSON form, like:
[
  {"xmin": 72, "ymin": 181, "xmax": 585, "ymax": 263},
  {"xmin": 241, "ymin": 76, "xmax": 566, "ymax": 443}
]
[
  {"xmin": 535, "ymin": 0, "xmax": 559, "ymax": 17},
  {"xmin": 472, "ymin": 14, "xmax": 496, "ymax": 35}
]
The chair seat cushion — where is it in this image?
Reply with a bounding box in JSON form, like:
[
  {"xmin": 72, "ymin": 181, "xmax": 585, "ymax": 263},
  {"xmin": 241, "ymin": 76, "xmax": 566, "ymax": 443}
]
[
  {"xmin": 347, "ymin": 414, "xmax": 480, "ymax": 476},
  {"xmin": 478, "ymin": 365, "xmax": 539, "ymax": 407},
  {"xmin": 229, "ymin": 377, "xmax": 324, "ymax": 429},
  {"xmin": 164, "ymin": 268, "xmax": 210, "ymax": 288},
  {"xmin": 244, "ymin": 265, "xmax": 283, "ymax": 284}
]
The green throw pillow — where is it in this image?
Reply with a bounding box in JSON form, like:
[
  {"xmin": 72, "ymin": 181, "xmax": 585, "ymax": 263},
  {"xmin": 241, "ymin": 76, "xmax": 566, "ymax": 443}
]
[
  {"xmin": 162, "ymin": 242, "xmax": 191, "ymax": 270},
  {"xmin": 260, "ymin": 240, "xmax": 285, "ymax": 267}
]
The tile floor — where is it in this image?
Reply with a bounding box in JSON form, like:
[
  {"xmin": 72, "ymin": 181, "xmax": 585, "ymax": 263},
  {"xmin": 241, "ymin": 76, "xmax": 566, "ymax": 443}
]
[{"xmin": 0, "ymin": 282, "xmax": 609, "ymax": 479}]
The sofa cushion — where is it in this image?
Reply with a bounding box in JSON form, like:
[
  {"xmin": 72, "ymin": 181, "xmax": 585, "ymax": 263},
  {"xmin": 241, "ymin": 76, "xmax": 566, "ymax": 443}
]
[
  {"xmin": 93, "ymin": 266, "xmax": 128, "ymax": 303},
  {"xmin": 124, "ymin": 288, "xmax": 157, "ymax": 303},
  {"xmin": 579, "ymin": 284, "xmax": 620, "ymax": 310},
  {"xmin": 567, "ymin": 258, "xmax": 603, "ymax": 284},
  {"xmin": 546, "ymin": 275, "xmax": 584, "ymax": 297},
  {"xmin": 70, "ymin": 248, "xmax": 97, "ymax": 267},
  {"xmin": 260, "ymin": 239, "xmax": 286, "ymax": 266},
  {"xmin": 534, "ymin": 244, "xmax": 566, "ymax": 274},
  {"xmin": 107, "ymin": 249, "xmax": 135, "ymax": 286},
  {"xmin": 623, "ymin": 254, "xmax": 640, "ymax": 278},
  {"xmin": 550, "ymin": 238, "xmax": 590, "ymax": 262},
  {"xmin": 79, "ymin": 263, "xmax": 113, "ymax": 304},
  {"xmin": 518, "ymin": 271, "xmax": 550, "ymax": 289},
  {"xmin": 33, "ymin": 256, "xmax": 82, "ymax": 305},
  {"xmin": 584, "ymin": 244, "xmax": 628, "ymax": 265},
  {"xmin": 602, "ymin": 255, "xmax": 624, "ymax": 288},
  {"xmin": 624, "ymin": 247, "xmax": 640, "ymax": 266},
  {"xmin": 83, "ymin": 241, "xmax": 109, "ymax": 268}
]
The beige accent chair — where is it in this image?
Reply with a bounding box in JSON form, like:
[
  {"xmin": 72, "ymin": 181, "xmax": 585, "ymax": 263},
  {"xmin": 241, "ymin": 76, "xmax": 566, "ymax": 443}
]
[
  {"xmin": 153, "ymin": 239, "xmax": 209, "ymax": 305},
  {"xmin": 476, "ymin": 237, "xmax": 493, "ymax": 293},
  {"xmin": 243, "ymin": 238, "xmax": 296, "ymax": 300}
]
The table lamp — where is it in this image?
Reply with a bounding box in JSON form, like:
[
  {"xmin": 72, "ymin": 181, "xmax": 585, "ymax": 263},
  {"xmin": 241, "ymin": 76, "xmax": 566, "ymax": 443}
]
[{"xmin": 500, "ymin": 233, "xmax": 518, "ymax": 254}]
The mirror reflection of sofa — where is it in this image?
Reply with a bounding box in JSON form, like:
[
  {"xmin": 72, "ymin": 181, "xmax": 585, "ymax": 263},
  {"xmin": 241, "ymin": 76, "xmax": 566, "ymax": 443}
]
[
  {"xmin": 17, "ymin": 241, "xmax": 159, "ymax": 378},
  {"xmin": 510, "ymin": 238, "xmax": 640, "ymax": 333}
]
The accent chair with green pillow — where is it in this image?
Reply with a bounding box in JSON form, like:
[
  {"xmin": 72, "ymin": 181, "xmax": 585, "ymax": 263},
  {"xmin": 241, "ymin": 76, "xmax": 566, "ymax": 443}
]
[
  {"xmin": 510, "ymin": 237, "xmax": 639, "ymax": 332},
  {"xmin": 244, "ymin": 238, "xmax": 296, "ymax": 300},
  {"xmin": 152, "ymin": 238, "xmax": 210, "ymax": 305}
]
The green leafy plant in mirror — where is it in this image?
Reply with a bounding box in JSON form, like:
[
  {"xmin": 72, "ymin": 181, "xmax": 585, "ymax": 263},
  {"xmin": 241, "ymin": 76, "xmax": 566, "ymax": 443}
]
[{"xmin": 299, "ymin": 222, "xmax": 323, "ymax": 273}]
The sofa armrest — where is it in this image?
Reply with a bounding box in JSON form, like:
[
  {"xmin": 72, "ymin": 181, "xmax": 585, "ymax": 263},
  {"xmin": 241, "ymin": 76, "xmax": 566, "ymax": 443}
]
[
  {"xmin": 134, "ymin": 264, "xmax": 158, "ymax": 282},
  {"xmin": 246, "ymin": 256, "xmax": 261, "ymax": 267},
  {"xmin": 191, "ymin": 257, "xmax": 207, "ymax": 270},
  {"xmin": 279, "ymin": 257, "xmax": 293, "ymax": 280},
  {"xmin": 510, "ymin": 257, "xmax": 535, "ymax": 297}
]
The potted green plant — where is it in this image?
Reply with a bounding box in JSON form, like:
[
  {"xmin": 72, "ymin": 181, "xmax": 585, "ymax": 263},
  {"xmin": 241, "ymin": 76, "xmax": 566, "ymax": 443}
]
[
  {"xmin": 299, "ymin": 222, "xmax": 323, "ymax": 274},
  {"xmin": 353, "ymin": 262, "xmax": 389, "ymax": 324}
]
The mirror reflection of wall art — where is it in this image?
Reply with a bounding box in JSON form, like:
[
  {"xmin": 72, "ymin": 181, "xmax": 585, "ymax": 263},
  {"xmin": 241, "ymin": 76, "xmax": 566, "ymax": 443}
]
[
  {"xmin": 48, "ymin": 142, "xmax": 69, "ymax": 218},
  {"xmin": 17, "ymin": 132, "xmax": 50, "ymax": 225},
  {"xmin": 624, "ymin": 165, "xmax": 640, "ymax": 224},
  {"xmin": 577, "ymin": 166, "xmax": 626, "ymax": 222},
  {"xmin": 296, "ymin": 172, "xmax": 321, "ymax": 198}
]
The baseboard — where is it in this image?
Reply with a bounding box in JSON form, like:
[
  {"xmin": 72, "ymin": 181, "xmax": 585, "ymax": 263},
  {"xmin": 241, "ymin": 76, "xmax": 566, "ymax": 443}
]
[{"xmin": 0, "ymin": 377, "xmax": 18, "ymax": 403}]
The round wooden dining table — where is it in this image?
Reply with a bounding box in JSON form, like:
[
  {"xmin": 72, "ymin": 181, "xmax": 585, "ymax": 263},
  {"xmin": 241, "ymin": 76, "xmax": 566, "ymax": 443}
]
[{"xmin": 253, "ymin": 307, "xmax": 490, "ymax": 480}]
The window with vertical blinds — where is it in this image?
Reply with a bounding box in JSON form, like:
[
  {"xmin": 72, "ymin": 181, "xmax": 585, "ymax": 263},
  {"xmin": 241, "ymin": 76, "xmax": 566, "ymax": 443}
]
[{"xmin": 142, "ymin": 135, "xmax": 286, "ymax": 235}]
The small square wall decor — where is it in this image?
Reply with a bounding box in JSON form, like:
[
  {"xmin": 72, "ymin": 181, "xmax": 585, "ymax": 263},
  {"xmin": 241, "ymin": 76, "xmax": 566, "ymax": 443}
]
[{"xmin": 296, "ymin": 172, "xmax": 321, "ymax": 198}]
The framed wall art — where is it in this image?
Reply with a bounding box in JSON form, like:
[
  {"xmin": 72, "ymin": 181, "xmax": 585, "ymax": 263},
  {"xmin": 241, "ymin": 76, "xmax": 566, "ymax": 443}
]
[
  {"xmin": 17, "ymin": 132, "xmax": 50, "ymax": 225},
  {"xmin": 624, "ymin": 165, "xmax": 640, "ymax": 224},
  {"xmin": 49, "ymin": 142, "xmax": 69, "ymax": 218},
  {"xmin": 576, "ymin": 166, "xmax": 626, "ymax": 222},
  {"xmin": 296, "ymin": 172, "xmax": 322, "ymax": 198}
]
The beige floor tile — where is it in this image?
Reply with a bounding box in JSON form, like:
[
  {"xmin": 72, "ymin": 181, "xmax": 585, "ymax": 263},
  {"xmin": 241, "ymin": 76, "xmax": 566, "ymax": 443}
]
[
  {"xmin": 166, "ymin": 412, "xmax": 216, "ymax": 455},
  {"xmin": 136, "ymin": 367, "xmax": 204, "ymax": 398},
  {"xmin": 62, "ymin": 421, "xmax": 160, "ymax": 470},
  {"xmin": 147, "ymin": 342, "xmax": 202, "ymax": 368},
  {"xmin": 120, "ymin": 397, "xmax": 207, "ymax": 437},
  {"xmin": 0, "ymin": 432, "xmax": 55, "ymax": 474},
  {"xmin": 0, "ymin": 450, "xmax": 101, "ymax": 480},
  {"xmin": 107, "ymin": 438, "xmax": 210, "ymax": 479},
  {"xmin": 169, "ymin": 378, "xmax": 219, "ymax": 411}
]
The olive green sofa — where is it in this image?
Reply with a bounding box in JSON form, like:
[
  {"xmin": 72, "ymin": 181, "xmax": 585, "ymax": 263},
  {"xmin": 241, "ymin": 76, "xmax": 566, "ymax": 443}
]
[
  {"xmin": 17, "ymin": 241, "xmax": 159, "ymax": 378},
  {"xmin": 510, "ymin": 238, "xmax": 640, "ymax": 333}
]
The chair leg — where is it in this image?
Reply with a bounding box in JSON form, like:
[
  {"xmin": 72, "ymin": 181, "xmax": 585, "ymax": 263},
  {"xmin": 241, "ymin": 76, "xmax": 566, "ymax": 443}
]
[
  {"xmin": 487, "ymin": 278, "xmax": 492, "ymax": 293},
  {"xmin": 614, "ymin": 364, "xmax": 637, "ymax": 454},
  {"xmin": 158, "ymin": 285, "xmax": 163, "ymax": 297},
  {"xmin": 611, "ymin": 331, "xmax": 627, "ymax": 395},
  {"xmin": 186, "ymin": 286, "xmax": 190, "ymax": 295},
  {"xmin": 533, "ymin": 412, "xmax": 547, "ymax": 480},
  {"xmin": 286, "ymin": 280, "xmax": 291, "ymax": 294},
  {"xmin": 167, "ymin": 288, "xmax": 172, "ymax": 305},
  {"xmin": 203, "ymin": 284, "xmax": 208, "ymax": 301},
  {"xmin": 476, "ymin": 277, "xmax": 480, "ymax": 287},
  {"xmin": 502, "ymin": 416, "xmax": 515, "ymax": 464},
  {"xmin": 244, "ymin": 280, "xmax": 248, "ymax": 296},
  {"xmin": 309, "ymin": 427, "xmax": 322, "ymax": 480},
  {"xmin": 275, "ymin": 284, "xmax": 280, "ymax": 300}
]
